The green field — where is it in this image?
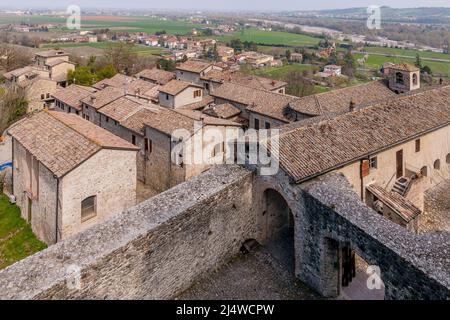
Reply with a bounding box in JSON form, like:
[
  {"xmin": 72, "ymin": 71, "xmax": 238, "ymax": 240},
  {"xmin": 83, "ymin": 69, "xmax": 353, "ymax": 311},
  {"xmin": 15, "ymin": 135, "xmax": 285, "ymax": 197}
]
[
  {"xmin": 214, "ymin": 28, "xmax": 320, "ymax": 47},
  {"xmin": 42, "ymin": 42, "xmax": 166, "ymax": 56},
  {"xmin": 363, "ymin": 46, "xmax": 450, "ymax": 61},
  {"xmin": 0, "ymin": 194, "xmax": 46, "ymax": 269},
  {"xmin": 0, "ymin": 15, "xmax": 202, "ymax": 35},
  {"xmin": 255, "ymin": 64, "xmax": 316, "ymax": 79},
  {"xmin": 355, "ymin": 53, "xmax": 450, "ymax": 76}
]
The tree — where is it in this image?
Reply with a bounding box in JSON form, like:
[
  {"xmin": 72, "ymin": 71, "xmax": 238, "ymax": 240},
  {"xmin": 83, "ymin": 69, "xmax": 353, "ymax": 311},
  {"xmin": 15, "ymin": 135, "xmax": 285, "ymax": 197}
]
[
  {"xmin": 342, "ymin": 50, "xmax": 356, "ymax": 79},
  {"xmin": 422, "ymin": 65, "xmax": 432, "ymax": 75},
  {"xmin": 156, "ymin": 58, "xmax": 176, "ymax": 71},
  {"xmin": 67, "ymin": 67, "xmax": 97, "ymax": 86},
  {"xmin": 0, "ymin": 44, "xmax": 32, "ymax": 72},
  {"xmin": 229, "ymin": 39, "xmax": 243, "ymax": 53},
  {"xmin": 285, "ymin": 72, "xmax": 315, "ymax": 97},
  {"xmin": 0, "ymin": 89, "xmax": 27, "ymax": 133},
  {"xmin": 104, "ymin": 42, "xmax": 137, "ymax": 75},
  {"xmin": 96, "ymin": 64, "xmax": 117, "ymax": 81},
  {"xmin": 415, "ymin": 54, "xmax": 423, "ymax": 69},
  {"xmin": 285, "ymin": 49, "xmax": 291, "ymax": 61}
]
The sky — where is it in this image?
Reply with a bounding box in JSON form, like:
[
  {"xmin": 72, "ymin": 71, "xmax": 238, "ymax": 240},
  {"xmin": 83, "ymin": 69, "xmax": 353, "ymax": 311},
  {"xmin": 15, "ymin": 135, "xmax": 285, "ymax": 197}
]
[{"xmin": 1, "ymin": 0, "xmax": 450, "ymax": 11}]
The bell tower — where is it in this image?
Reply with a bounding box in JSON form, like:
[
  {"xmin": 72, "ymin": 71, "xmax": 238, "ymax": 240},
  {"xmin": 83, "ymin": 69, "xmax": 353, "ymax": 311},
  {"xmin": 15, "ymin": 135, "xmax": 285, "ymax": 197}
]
[{"xmin": 388, "ymin": 63, "xmax": 420, "ymax": 94}]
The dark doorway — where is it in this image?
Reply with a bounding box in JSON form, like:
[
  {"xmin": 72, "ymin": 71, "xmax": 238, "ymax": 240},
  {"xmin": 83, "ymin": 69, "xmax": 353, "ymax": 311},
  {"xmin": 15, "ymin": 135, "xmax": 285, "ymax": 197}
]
[
  {"xmin": 396, "ymin": 150, "xmax": 403, "ymax": 178},
  {"xmin": 262, "ymin": 189, "xmax": 295, "ymax": 275}
]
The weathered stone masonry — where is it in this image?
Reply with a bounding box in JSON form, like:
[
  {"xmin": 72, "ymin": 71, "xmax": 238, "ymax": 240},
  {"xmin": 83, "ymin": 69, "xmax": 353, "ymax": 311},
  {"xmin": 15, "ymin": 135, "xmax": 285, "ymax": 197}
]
[{"xmin": 0, "ymin": 166, "xmax": 449, "ymax": 299}]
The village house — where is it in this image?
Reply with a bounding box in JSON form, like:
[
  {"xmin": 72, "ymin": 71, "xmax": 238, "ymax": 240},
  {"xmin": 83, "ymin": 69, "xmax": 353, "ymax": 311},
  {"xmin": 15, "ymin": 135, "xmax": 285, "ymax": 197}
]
[
  {"xmin": 276, "ymin": 84, "xmax": 450, "ymax": 232},
  {"xmin": 175, "ymin": 59, "xmax": 223, "ymax": 85},
  {"xmin": 216, "ymin": 46, "xmax": 235, "ymax": 62},
  {"xmin": 7, "ymin": 110, "xmax": 138, "ymax": 245},
  {"xmin": 237, "ymin": 51, "xmax": 274, "ymax": 68},
  {"xmin": 3, "ymin": 50, "xmax": 76, "ymax": 112},
  {"xmin": 52, "ymin": 84, "xmax": 97, "ymax": 115},
  {"xmin": 158, "ymin": 80, "xmax": 204, "ymax": 109},
  {"xmin": 289, "ymin": 52, "xmax": 303, "ymax": 63},
  {"xmin": 81, "ymin": 86, "xmax": 127, "ymax": 125},
  {"xmin": 200, "ymin": 69, "xmax": 287, "ymax": 94},
  {"xmin": 135, "ymin": 68, "xmax": 175, "ymax": 85}
]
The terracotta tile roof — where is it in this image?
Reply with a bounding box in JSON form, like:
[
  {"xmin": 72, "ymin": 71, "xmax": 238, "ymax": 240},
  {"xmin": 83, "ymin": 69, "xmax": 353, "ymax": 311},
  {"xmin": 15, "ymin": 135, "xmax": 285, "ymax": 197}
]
[
  {"xmin": 4, "ymin": 66, "xmax": 35, "ymax": 78},
  {"xmin": 212, "ymin": 82, "xmax": 296, "ymax": 122},
  {"xmin": 175, "ymin": 109, "xmax": 241, "ymax": 127},
  {"xmin": 159, "ymin": 79, "xmax": 202, "ymax": 95},
  {"xmin": 35, "ymin": 50, "xmax": 69, "ymax": 58},
  {"xmin": 178, "ymin": 95, "xmax": 214, "ymax": 111},
  {"xmin": 202, "ymin": 69, "xmax": 287, "ymax": 91},
  {"xmin": 97, "ymin": 96, "xmax": 150, "ymax": 122},
  {"xmin": 142, "ymin": 108, "xmax": 197, "ymax": 136},
  {"xmin": 52, "ymin": 84, "xmax": 97, "ymax": 111},
  {"xmin": 390, "ymin": 63, "xmax": 420, "ymax": 72},
  {"xmin": 276, "ymin": 85, "xmax": 450, "ymax": 183},
  {"xmin": 92, "ymin": 73, "xmax": 134, "ymax": 90},
  {"xmin": 45, "ymin": 59, "xmax": 75, "ymax": 67},
  {"xmin": 8, "ymin": 111, "xmax": 138, "ymax": 178},
  {"xmin": 288, "ymin": 81, "xmax": 396, "ymax": 116},
  {"xmin": 80, "ymin": 86, "xmax": 125, "ymax": 110},
  {"xmin": 176, "ymin": 59, "xmax": 212, "ymax": 73},
  {"xmin": 203, "ymin": 103, "xmax": 241, "ymax": 119},
  {"xmin": 366, "ymin": 184, "xmax": 421, "ymax": 222},
  {"xmin": 136, "ymin": 68, "xmax": 175, "ymax": 85}
]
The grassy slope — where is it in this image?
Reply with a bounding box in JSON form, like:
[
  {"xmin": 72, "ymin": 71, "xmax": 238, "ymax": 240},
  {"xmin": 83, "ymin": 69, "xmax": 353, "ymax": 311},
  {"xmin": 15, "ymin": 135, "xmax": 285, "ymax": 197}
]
[
  {"xmin": 42, "ymin": 42, "xmax": 166, "ymax": 56},
  {"xmin": 355, "ymin": 53, "xmax": 450, "ymax": 76},
  {"xmin": 363, "ymin": 46, "xmax": 450, "ymax": 61},
  {"xmin": 214, "ymin": 28, "xmax": 320, "ymax": 47},
  {"xmin": 0, "ymin": 194, "xmax": 46, "ymax": 269},
  {"xmin": 255, "ymin": 64, "xmax": 315, "ymax": 79}
]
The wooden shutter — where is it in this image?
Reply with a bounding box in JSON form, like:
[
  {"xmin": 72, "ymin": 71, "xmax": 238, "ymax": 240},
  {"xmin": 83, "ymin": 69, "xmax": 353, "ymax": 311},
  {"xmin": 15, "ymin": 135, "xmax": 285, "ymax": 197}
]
[{"xmin": 361, "ymin": 160, "xmax": 370, "ymax": 178}]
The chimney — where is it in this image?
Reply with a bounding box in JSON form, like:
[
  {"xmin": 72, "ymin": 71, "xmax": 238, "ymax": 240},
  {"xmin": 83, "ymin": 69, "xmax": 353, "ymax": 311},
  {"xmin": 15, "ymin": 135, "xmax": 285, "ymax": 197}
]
[
  {"xmin": 271, "ymin": 80, "xmax": 276, "ymax": 86},
  {"xmin": 349, "ymin": 99, "xmax": 355, "ymax": 112},
  {"xmin": 90, "ymin": 95, "xmax": 96, "ymax": 103}
]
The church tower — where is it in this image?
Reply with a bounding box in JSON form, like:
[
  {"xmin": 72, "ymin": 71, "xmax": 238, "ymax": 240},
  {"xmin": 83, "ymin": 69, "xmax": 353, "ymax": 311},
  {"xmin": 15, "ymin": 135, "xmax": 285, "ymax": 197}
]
[{"xmin": 388, "ymin": 63, "xmax": 420, "ymax": 94}]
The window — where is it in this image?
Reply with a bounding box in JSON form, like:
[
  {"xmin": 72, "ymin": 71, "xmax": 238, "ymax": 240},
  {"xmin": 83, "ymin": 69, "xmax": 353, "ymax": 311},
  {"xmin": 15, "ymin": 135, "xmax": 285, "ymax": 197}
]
[
  {"xmin": 132, "ymin": 135, "xmax": 136, "ymax": 145},
  {"xmin": 204, "ymin": 83, "xmax": 210, "ymax": 91},
  {"xmin": 265, "ymin": 122, "xmax": 271, "ymax": 129},
  {"xmin": 421, "ymin": 166, "xmax": 428, "ymax": 177},
  {"xmin": 144, "ymin": 138, "xmax": 152, "ymax": 154},
  {"xmin": 395, "ymin": 72, "xmax": 404, "ymax": 85},
  {"xmin": 415, "ymin": 139, "xmax": 420, "ymax": 152},
  {"xmin": 84, "ymin": 115, "xmax": 90, "ymax": 121},
  {"xmin": 193, "ymin": 90, "xmax": 202, "ymax": 98},
  {"xmin": 114, "ymin": 121, "xmax": 118, "ymax": 126},
  {"xmin": 447, "ymin": 154, "xmax": 450, "ymax": 164},
  {"xmin": 254, "ymin": 118, "xmax": 260, "ymax": 130},
  {"xmin": 46, "ymin": 93, "xmax": 50, "ymax": 99},
  {"xmin": 369, "ymin": 156, "xmax": 378, "ymax": 169},
  {"xmin": 166, "ymin": 93, "xmax": 169, "ymax": 100},
  {"xmin": 81, "ymin": 196, "xmax": 96, "ymax": 222},
  {"xmin": 41, "ymin": 94, "xmax": 45, "ymax": 100},
  {"xmin": 434, "ymin": 159, "xmax": 441, "ymax": 170},
  {"xmin": 413, "ymin": 73, "xmax": 418, "ymax": 85}
]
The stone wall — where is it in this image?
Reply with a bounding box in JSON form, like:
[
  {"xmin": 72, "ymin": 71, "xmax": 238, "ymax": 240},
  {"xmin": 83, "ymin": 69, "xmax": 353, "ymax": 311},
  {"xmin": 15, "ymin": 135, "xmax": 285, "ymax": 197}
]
[
  {"xmin": 0, "ymin": 165, "xmax": 255, "ymax": 299},
  {"xmin": 298, "ymin": 173, "xmax": 450, "ymax": 299},
  {"xmin": 422, "ymin": 180, "xmax": 450, "ymax": 233}
]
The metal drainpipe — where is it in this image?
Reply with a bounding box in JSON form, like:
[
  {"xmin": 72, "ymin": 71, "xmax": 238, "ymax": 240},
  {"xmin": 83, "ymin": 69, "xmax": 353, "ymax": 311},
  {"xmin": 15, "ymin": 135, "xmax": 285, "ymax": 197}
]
[{"xmin": 54, "ymin": 175, "xmax": 59, "ymax": 244}]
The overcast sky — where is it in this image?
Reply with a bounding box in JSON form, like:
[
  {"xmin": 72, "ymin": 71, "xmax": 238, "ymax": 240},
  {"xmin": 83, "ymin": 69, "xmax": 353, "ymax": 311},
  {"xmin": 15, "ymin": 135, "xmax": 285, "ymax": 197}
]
[{"xmin": 2, "ymin": 0, "xmax": 450, "ymax": 11}]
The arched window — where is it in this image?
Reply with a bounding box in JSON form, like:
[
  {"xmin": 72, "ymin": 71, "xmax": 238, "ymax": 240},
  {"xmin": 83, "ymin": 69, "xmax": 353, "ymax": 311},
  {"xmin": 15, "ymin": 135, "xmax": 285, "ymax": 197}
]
[
  {"xmin": 446, "ymin": 154, "xmax": 450, "ymax": 164},
  {"xmin": 81, "ymin": 196, "xmax": 97, "ymax": 222},
  {"xmin": 420, "ymin": 166, "xmax": 428, "ymax": 177},
  {"xmin": 395, "ymin": 72, "xmax": 404, "ymax": 85},
  {"xmin": 434, "ymin": 159, "xmax": 441, "ymax": 170},
  {"xmin": 412, "ymin": 73, "xmax": 418, "ymax": 85}
]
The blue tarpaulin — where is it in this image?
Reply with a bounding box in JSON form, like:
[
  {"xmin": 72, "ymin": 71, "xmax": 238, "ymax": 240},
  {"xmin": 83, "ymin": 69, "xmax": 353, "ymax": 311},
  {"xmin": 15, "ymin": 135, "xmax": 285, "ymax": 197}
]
[{"xmin": 0, "ymin": 162, "xmax": 12, "ymax": 171}]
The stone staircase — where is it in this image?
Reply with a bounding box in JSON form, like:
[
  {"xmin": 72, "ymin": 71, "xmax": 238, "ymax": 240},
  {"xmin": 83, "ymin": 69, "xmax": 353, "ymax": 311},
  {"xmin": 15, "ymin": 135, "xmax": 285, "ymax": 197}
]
[{"xmin": 391, "ymin": 177, "xmax": 411, "ymax": 196}]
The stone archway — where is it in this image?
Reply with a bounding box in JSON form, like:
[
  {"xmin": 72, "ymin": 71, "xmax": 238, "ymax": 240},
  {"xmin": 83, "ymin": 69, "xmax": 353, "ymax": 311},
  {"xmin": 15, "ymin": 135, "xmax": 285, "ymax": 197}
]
[{"xmin": 261, "ymin": 188, "xmax": 295, "ymax": 274}]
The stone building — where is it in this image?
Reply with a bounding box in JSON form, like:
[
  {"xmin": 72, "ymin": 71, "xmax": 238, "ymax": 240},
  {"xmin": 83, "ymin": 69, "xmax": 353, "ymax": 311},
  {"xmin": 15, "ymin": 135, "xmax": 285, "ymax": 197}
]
[
  {"xmin": 388, "ymin": 63, "xmax": 420, "ymax": 94},
  {"xmin": 175, "ymin": 59, "xmax": 223, "ymax": 85},
  {"xmin": 52, "ymin": 84, "xmax": 97, "ymax": 115},
  {"xmin": 7, "ymin": 110, "xmax": 138, "ymax": 244},
  {"xmin": 200, "ymin": 69, "xmax": 286, "ymax": 94},
  {"xmin": 158, "ymin": 80, "xmax": 204, "ymax": 109},
  {"xmin": 3, "ymin": 50, "xmax": 76, "ymax": 112},
  {"xmin": 275, "ymin": 84, "xmax": 450, "ymax": 231},
  {"xmin": 135, "ymin": 68, "xmax": 175, "ymax": 85}
]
